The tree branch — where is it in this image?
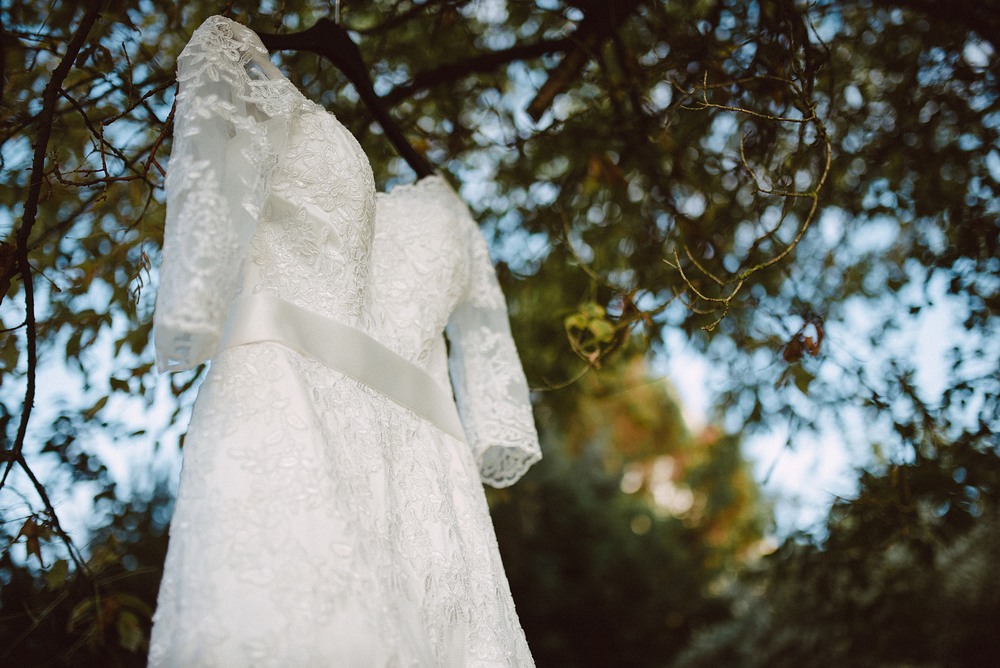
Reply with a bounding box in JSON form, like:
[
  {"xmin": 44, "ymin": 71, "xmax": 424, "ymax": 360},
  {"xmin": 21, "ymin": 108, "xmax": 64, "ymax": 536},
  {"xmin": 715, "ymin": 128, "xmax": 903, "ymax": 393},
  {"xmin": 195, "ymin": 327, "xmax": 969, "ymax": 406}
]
[
  {"xmin": 1, "ymin": 0, "xmax": 102, "ymax": 575},
  {"xmin": 526, "ymin": 0, "xmax": 643, "ymax": 121},
  {"xmin": 0, "ymin": 9, "xmax": 6, "ymax": 106},
  {"xmin": 382, "ymin": 36, "xmax": 573, "ymax": 107}
]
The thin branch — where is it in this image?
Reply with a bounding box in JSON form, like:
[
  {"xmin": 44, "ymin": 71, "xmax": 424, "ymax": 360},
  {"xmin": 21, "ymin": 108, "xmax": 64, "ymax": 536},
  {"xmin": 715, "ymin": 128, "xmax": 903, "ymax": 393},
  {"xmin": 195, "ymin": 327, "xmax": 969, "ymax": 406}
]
[
  {"xmin": 0, "ymin": 10, "xmax": 6, "ymax": 106},
  {"xmin": 683, "ymin": 245, "xmax": 729, "ymax": 288},
  {"xmin": 735, "ymin": 133, "xmax": 831, "ymax": 279},
  {"xmin": 101, "ymin": 78, "xmax": 175, "ymax": 125},
  {"xmin": 679, "ymin": 72, "xmax": 815, "ymax": 124},
  {"xmin": 57, "ymin": 88, "xmax": 130, "ymax": 174},
  {"xmin": 669, "ymin": 247, "xmax": 743, "ymax": 306},
  {"xmin": 658, "ymin": 47, "xmax": 834, "ymax": 330},
  {"xmin": 1, "ymin": 0, "xmax": 102, "ymax": 575},
  {"xmin": 534, "ymin": 361, "xmax": 594, "ymax": 392},
  {"xmin": 27, "ymin": 134, "xmax": 169, "ymax": 256},
  {"xmin": 0, "ymin": 573, "xmax": 77, "ymax": 657},
  {"xmin": 382, "ymin": 37, "xmax": 572, "ymax": 107}
]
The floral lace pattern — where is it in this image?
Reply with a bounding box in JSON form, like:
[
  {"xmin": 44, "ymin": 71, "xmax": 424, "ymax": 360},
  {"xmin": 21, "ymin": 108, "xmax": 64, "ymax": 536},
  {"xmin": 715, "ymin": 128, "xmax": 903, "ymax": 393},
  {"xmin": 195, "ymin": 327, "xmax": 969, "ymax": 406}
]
[
  {"xmin": 150, "ymin": 15, "xmax": 540, "ymax": 667},
  {"xmin": 249, "ymin": 106, "xmax": 377, "ymax": 325}
]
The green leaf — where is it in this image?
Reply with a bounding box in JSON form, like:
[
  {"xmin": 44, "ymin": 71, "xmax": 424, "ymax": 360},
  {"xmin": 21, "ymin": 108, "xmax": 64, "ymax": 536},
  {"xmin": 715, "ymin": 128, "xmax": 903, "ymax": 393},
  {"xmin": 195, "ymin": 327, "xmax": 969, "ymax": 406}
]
[
  {"xmin": 83, "ymin": 395, "xmax": 109, "ymax": 420},
  {"xmin": 564, "ymin": 313, "xmax": 587, "ymax": 331},
  {"xmin": 793, "ymin": 367, "xmax": 814, "ymax": 395},
  {"xmin": 67, "ymin": 597, "xmax": 96, "ymax": 633},
  {"xmin": 581, "ymin": 301, "xmax": 605, "ymax": 318},
  {"xmin": 45, "ymin": 559, "xmax": 70, "ymax": 590},
  {"xmin": 116, "ymin": 610, "xmax": 145, "ymax": 653},
  {"xmin": 588, "ymin": 319, "xmax": 616, "ymax": 342}
]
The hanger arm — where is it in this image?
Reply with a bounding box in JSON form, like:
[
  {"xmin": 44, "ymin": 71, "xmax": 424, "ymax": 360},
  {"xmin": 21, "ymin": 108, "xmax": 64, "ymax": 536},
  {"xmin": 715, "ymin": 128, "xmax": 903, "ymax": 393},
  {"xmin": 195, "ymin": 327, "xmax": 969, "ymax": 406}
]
[{"xmin": 257, "ymin": 19, "xmax": 435, "ymax": 178}]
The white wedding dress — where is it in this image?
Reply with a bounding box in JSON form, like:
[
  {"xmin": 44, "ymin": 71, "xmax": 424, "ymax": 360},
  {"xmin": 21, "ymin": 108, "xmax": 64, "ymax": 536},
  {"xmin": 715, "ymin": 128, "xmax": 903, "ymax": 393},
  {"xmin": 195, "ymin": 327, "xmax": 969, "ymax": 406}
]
[{"xmin": 149, "ymin": 15, "xmax": 540, "ymax": 668}]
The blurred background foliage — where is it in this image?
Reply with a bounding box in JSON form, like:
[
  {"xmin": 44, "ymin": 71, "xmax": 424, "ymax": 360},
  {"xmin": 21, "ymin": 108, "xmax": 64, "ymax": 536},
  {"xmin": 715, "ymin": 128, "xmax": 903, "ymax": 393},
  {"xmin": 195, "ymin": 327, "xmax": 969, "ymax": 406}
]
[{"xmin": 1, "ymin": 0, "xmax": 997, "ymax": 665}]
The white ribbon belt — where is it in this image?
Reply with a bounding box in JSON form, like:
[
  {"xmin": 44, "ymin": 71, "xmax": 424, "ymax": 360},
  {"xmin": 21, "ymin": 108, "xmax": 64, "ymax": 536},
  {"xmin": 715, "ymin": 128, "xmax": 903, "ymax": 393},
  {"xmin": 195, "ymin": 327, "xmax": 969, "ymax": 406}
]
[{"xmin": 220, "ymin": 293, "xmax": 467, "ymax": 442}]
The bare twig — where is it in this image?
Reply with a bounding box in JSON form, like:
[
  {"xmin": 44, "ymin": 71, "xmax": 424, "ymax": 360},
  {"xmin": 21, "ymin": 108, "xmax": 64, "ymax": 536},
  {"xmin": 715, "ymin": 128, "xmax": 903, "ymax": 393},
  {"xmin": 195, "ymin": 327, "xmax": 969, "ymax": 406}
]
[
  {"xmin": 664, "ymin": 67, "xmax": 832, "ymax": 331},
  {"xmin": 678, "ymin": 73, "xmax": 816, "ymax": 124}
]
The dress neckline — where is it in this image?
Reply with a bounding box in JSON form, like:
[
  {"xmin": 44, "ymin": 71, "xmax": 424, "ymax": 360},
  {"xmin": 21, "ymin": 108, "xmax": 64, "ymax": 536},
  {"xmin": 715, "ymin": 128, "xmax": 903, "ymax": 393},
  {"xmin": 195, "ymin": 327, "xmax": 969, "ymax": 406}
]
[{"xmin": 209, "ymin": 15, "xmax": 443, "ymax": 199}]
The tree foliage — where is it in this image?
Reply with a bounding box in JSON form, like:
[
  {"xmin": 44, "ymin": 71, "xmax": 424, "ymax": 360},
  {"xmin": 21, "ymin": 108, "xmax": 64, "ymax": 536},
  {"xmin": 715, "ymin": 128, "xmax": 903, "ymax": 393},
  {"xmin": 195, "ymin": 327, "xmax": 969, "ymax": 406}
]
[
  {"xmin": 0, "ymin": 0, "xmax": 997, "ymax": 664},
  {"xmin": 676, "ymin": 424, "xmax": 1000, "ymax": 667},
  {"xmin": 493, "ymin": 357, "xmax": 769, "ymax": 667}
]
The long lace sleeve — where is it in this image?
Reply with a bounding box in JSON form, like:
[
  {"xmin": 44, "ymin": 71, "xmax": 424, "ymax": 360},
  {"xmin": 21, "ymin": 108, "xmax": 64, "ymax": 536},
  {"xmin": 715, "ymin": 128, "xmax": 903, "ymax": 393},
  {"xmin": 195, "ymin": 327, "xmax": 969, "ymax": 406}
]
[
  {"xmin": 154, "ymin": 16, "xmax": 292, "ymax": 372},
  {"xmin": 446, "ymin": 214, "xmax": 542, "ymax": 488}
]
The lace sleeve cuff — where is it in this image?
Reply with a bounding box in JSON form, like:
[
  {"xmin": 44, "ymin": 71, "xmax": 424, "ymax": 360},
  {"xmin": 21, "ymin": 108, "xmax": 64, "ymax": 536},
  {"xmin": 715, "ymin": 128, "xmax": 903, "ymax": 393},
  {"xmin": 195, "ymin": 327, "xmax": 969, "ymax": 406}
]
[{"xmin": 447, "ymin": 207, "xmax": 541, "ymax": 487}]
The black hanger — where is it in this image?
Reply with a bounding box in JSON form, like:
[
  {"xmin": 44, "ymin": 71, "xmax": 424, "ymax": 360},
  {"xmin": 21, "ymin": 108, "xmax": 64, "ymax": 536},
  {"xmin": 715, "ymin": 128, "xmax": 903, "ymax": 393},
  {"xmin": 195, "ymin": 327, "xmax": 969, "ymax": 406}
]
[{"xmin": 256, "ymin": 18, "xmax": 435, "ymax": 179}]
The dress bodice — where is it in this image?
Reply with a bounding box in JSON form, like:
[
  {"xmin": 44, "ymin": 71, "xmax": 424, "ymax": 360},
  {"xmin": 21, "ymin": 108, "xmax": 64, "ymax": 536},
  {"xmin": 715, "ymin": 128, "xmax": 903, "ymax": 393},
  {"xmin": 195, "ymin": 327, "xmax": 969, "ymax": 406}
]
[
  {"xmin": 248, "ymin": 107, "xmax": 377, "ymax": 328},
  {"xmin": 242, "ymin": 114, "xmax": 474, "ymax": 387},
  {"xmin": 217, "ymin": 26, "xmax": 471, "ymax": 369},
  {"xmin": 154, "ymin": 14, "xmax": 540, "ymax": 489},
  {"xmin": 370, "ymin": 179, "xmax": 472, "ymax": 363}
]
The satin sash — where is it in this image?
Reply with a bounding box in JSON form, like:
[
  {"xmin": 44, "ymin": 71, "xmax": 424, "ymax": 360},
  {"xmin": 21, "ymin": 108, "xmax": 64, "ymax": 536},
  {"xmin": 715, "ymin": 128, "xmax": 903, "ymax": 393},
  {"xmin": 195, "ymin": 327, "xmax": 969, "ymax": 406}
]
[{"xmin": 219, "ymin": 293, "xmax": 467, "ymax": 442}]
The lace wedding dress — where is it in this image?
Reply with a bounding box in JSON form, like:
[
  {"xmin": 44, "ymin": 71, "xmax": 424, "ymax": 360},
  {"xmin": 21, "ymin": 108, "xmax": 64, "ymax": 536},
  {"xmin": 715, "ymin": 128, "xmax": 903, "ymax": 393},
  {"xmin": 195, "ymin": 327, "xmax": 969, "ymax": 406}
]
[{"xmin": 149, "ymin": 15, "xmax": 540, "ymax": 667}]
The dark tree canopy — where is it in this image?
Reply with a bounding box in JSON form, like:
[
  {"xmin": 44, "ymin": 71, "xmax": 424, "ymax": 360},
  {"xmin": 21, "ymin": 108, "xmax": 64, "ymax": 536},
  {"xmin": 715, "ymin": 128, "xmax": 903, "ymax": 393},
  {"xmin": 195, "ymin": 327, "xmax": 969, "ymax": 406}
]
[{"xmin": 0, "ymin": 0, "xmax": 996, "ymax": 664}]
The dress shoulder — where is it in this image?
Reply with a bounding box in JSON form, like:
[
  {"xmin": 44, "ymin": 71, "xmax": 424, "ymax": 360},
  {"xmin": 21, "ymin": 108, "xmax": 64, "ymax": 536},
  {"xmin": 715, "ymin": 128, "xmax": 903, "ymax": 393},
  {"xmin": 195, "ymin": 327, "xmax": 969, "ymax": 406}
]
[{"xmin": 154, "ymin": 16, "xmax": 294, "ymax": 372}]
